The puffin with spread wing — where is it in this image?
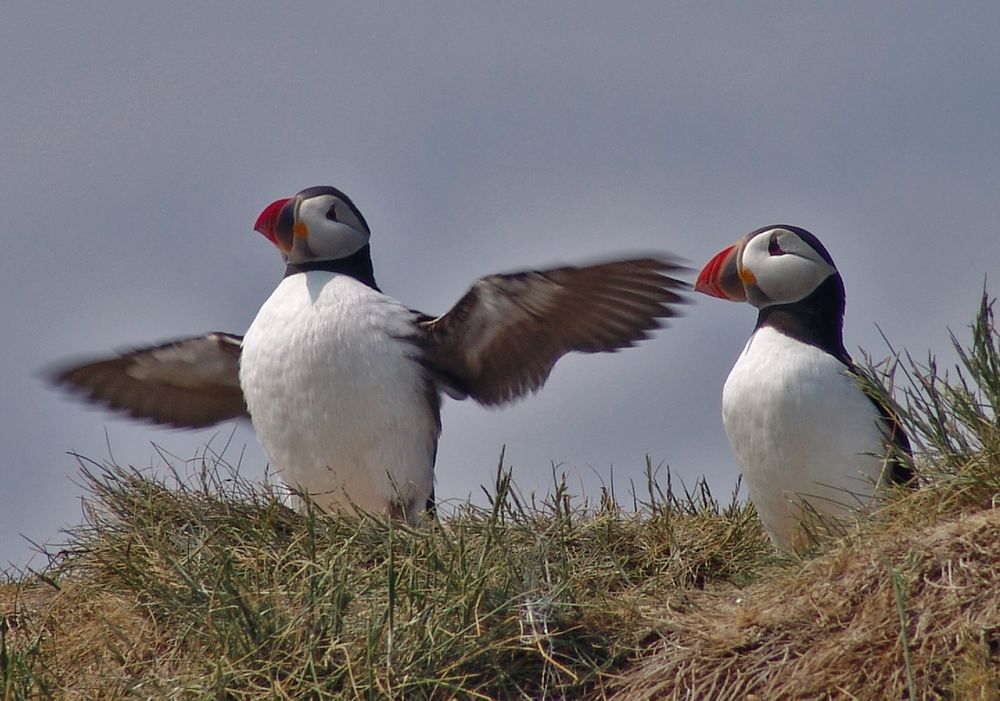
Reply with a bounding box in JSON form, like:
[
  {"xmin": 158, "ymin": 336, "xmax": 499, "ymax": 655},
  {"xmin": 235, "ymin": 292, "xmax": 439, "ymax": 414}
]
[{"xmin": 54, "ymin": 186, "xmax": 687, "ymax": 521}]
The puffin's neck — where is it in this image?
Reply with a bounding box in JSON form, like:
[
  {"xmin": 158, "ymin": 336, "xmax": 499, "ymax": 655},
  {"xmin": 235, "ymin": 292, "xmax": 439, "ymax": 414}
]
[
  {"xmin": 754, "ymin": 273, "xmax": 849, "ymax": 364},
  {"xmin": 283, "ymin": 245, "xmax": 380, "ymax": 291}
]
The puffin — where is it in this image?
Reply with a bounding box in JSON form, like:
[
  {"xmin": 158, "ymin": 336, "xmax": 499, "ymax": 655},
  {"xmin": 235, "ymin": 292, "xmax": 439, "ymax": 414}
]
[
  {"xmin": 695, "ymin": 225, "xmax": 912, "ymax": 550},
  {"xmin": 53, "ymin": 185, "xmax": 687, "ymax": 521}
]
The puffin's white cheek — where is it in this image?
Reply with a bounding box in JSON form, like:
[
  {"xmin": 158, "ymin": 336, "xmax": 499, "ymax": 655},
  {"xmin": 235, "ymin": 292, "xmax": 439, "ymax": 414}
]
[
  {"xmin": 312, "ymin": 222, "xmax": 370, "ymax": 260},
  {"xmin": 754, "ymin": 256, "xmax": 831, "ymax": 304}
]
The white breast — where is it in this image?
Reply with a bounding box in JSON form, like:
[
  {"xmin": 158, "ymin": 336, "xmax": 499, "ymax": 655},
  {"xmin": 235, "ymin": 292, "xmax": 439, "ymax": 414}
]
[
  {"xmin": 722, "ymin": 326, "xmax": 890, "ymax": 549},
  {"xmin": 239, "ymin": 273, "xmax": 438, "ymax": 520}
]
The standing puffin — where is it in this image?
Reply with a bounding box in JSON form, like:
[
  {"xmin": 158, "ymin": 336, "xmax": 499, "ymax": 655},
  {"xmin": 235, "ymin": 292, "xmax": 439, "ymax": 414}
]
[
  {"xmin": 53, "ymin": 185, "xmax": 687, "ymax": 521},
  {"xmin": 695, "ymin": 225, "xmax": 912, "ymax": 550}
]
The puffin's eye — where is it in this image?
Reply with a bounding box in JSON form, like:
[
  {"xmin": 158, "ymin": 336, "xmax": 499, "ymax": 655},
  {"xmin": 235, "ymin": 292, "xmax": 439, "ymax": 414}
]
[
  {"xmin": 325, "ymin": 201, "xmax": 338, "ymax": 221},
  {"xmin": 768, "ymin": 234, "xmax": 784, "ymax": 256}
]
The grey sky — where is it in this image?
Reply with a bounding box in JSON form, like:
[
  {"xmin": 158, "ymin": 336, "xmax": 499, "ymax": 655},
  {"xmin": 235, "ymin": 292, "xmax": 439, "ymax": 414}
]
[{"xmin": 3, "ymin": 3, "xmax": 999, "ymax": 567}]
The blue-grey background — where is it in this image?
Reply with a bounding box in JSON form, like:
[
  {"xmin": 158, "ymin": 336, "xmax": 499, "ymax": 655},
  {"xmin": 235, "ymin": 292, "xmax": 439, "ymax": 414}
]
[{"xmin": 4, "ymin": 3, "xmax": 999, "ymax": 567}]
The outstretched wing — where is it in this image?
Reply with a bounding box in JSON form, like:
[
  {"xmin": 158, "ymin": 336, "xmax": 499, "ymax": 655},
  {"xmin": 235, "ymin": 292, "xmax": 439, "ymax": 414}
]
[
  {"xmin": 420, "ymin": 257, "xmax": 688, "ymax": 405},
  {"xmin": 50, "ymin": 332, "xmax": 248, "ymax": 429}
]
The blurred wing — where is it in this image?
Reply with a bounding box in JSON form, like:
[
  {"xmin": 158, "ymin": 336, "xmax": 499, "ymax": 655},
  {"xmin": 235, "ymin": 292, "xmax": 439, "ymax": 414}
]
[
  {"xmin": 50, "ymin": 332, "xmax": 247, "ymax": 429},
  {"xmin": 420, "ymin": 257, "xmax": 688, "ymax": 405}
]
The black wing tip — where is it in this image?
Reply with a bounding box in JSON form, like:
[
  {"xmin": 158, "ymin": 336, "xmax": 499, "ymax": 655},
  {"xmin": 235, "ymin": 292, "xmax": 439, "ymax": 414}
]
[
  {"xmin": 117, "ymin": 408, "xmax": 212, "ymax": 431},
  {"xmin": 590, "ymin": 255, "xmax": 693, "ymax": 282},
  {"xmin": 51, "ymin": 378, "xmax": 243, "ymax": 431},
  {"xmin": 889, "ymin": 460, "xmax": 918, "ymax": 488},
  {"xmin": 590, "ymin": 251, "xmax": 691, "ymax": 268},
  {"xmin": 631, "ymin": 256, "xmax": 693, "ymax": 274},
  {"xmin": 44, "ymin": 381, "xmax": 189, "ymax": 430},
  {"xmin": 41, "ymin": 333, "xmax": 248, "ymax": 430},
  {"xmin": 497, "ymin": 253, "xmax": 692, "ymax": 280},
  {"xmin": 39, "ymin": 355, "xmax": 110, "ymax": 392}
]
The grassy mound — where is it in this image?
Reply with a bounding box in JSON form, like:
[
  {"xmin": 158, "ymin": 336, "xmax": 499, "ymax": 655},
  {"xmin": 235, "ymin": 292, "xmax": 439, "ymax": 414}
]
[
  {"xmin": 609, "ymin": 467, "xmax": 1000, "ymax": 700},
  {"xmin": 3, "ymin": 296, "xmax": 1000, "ymax": 699},
  {"xmin": 2, "ymin": 462, "xmax": 771, "ymax": 699}
]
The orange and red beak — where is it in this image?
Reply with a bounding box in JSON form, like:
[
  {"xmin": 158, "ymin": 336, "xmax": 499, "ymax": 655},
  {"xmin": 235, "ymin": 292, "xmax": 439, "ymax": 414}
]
[
  {"xmin": 695, "ymin": 242, "xmax": 747, "ymax": 301},
  {"xmin": 253, "ymin": 197, "xmax": 296, "ymax": 252}
]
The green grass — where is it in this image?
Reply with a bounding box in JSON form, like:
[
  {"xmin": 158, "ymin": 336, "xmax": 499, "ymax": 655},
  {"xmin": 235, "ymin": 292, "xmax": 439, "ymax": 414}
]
[
  {"xmin": 3, "ymin": 293, "xmax": 1000, "ymax": 699},
  {"xmin": 2, "ymin": 459, "xmax": 769, "ymax": 700}
]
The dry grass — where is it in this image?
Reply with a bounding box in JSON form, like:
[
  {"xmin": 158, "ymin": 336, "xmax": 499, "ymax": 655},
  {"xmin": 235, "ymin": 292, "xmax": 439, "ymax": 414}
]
[
  {"xmin": 1, "ymin": 461, "xmax": 771, "ymax": 700},
  {"xmin": 609, "ymin": 466, "xmax": 1000, "ymax": 700},
  {"xmin": 3, "ymin": 295, "xmax": 1000, "ymax": 700}
]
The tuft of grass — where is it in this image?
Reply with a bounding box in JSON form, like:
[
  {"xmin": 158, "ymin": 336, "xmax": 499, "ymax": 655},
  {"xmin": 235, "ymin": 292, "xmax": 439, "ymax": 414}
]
[
  {"xmin": 1, "ymin": 581, "xmax": 51, "ymax": 701},
  {"xmin": 3, "ymin": 292, "xmax": 1000, "ymax": 699},
  {"xmin": 1, "ymin": 454, "xmax": 767, "ymax": 700},
  {"xmin": 860, "ymin": 291, "xmax": 1000, "ymax": 470}
]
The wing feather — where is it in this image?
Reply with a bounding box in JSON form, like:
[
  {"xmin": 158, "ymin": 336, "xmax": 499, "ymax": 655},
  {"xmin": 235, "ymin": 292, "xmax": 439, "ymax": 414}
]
[
  {"xmin": 49, "ymin": 332, "xmax": 248, "ymax": 429},
  {"xmin": 420, "ymin": 257, "xmax": 688, "ymax": 405}
]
